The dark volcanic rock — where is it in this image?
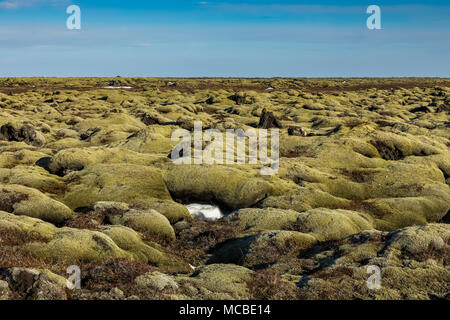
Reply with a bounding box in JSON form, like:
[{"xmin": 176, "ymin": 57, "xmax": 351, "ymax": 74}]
[
  {"xmin": 3, "ymin": 268, "xmax": 67, "ymax": 300},
  {"xmin": 0, "ymin": 123, "xmax": 45, "ymax": 147},
  {"xmin": 288, "ymin": 126, "xmax": 308, "ymax": 137},
  {"xmin": 409, "ymin": 106, "xmax": 431, "ymax": 113},
  {"xmin": 258, "ymin": 108, "xmax": 282, "ymax": 129},
  {"xmin": 141, "ymin": 113, "xmax": 161, "ymax": 126}
]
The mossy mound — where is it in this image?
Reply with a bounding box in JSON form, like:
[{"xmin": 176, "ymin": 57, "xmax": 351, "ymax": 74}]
[
  {"xmin": 0, "ymin": 210, "xmax": 57, "ymax": 240},
  {"xmin": 226, "ymin": 207, "xmax": 301, "ymax": 231},
  {"xmin": 350, "ymin": 188, "xmax": 450, "ymax": 231},
  {"xmin": 135, "ymin": 271, "xmax": 179, "ymax": 293},
  {"xmin": 165, "ymin": 165, "xmax": 274, "ymax": 209},
  {"xmin": 210, "ymin": 231, "xmax": 317, "ymax": 268},
  {"xmin": 176, "ymin": 264, "xmax": 254, "ymax": 300},
  {"xmin": 4, "ymin": 267, "xmax": 68, "ymax": 300},
  {"xmin": 0, "ymin": 122, "xmax": 46, "ymax": 147},
  {"xmin": 61, "ymin": 164, "xmax": 172, "ymax": 210},
  {"xmin": 114, "ymin": 126, "xmax": 178, "ymax": 154},
  {"xmin": 101, "ymin": 225, "xmax": 190, "ymax": 273},
  {"xmin": 369, "ymin": 131, "xmax": 442, "ymax": 160},
  {"xmin": 383, "ymin": 223, "xmax": 450, "ymax": 264},
  {"xmin": 0, "ymin": 166, "xmax": 65, "ymax": 195},
  {"xmin": 107, "ymin": 209, "xmax": 176, "ymax": 243},
  {"xmin": 0, "ymin": 143, "xmax": 50, "ymax": 169},
  {"xmin": 0, "ymin": 184, "xmax": 73, "ymax": 224},
  {"xmin": 294, "ymin": 208, "xmax": 374, "ymax": 241},
  {"xmin": 90, "ymin": 200, "xmax": 190, "ymax": 226},
  {"xmin": 26, "ymin": 227, "xmax": 133, "ymax": 264},
  {"xmin": 140, "ymin": 198, "xmax": 190, "ymax": 224},
  {"xmin": 295, "ymin": 224, "xmax": 450, "ymax": 300},
  {"xmin": 261, "ymin": 186, "xmax": 351, "ymax": 213},
  {"xmin": 48, "ymin": 147, "xmax": 162, "ymax": 176}
]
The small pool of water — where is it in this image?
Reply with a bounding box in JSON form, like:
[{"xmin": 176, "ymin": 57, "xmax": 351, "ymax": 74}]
[{"xmin": 185, "ymin": 203, "xmax": 225, "ymax": 221}]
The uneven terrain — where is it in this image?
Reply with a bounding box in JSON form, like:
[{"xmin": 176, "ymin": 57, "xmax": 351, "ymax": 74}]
[{"xmin": 0, "ymin": 78, "xmax": 449, "ymax": 300}]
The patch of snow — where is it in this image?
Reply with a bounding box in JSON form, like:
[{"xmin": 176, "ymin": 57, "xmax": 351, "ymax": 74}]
[
  {"xmin": 186, "ymin": 203, "xmax": 224, "ymax": 221},
  {"xmin": 102, "ymin": 86, "xmax": 132, "ymax": 89}
]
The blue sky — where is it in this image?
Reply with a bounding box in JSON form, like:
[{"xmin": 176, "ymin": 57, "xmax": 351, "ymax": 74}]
[{"xmin": 0, "ymin": 0, "xmax": 449, "ymax": 77}]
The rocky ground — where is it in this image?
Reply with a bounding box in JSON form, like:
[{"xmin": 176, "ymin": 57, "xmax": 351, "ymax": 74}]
[{"xmin": 0, "ymin": 78, "xmax": 449, "ymax": 300}]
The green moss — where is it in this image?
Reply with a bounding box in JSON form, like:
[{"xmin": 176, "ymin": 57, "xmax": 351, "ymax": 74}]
[
  {"xmin": 141, "ymin": 199, "xmax": 191, "ymax": 224},
  {"xmin": 210, "ymin": 231, "xmax": 317, "ymax": 268},
  {"xmin": 0, "ymin": 210, "xmax": 57, "ymax": 239},
  {"xmin": 107, "ymin": 209, "xmax": 175, "ymax": 242},
  {"xmin": 165, "ymin": 165, "xmax": 274, "ymax": 209},
  {"xmin": 0, "ymin": 166, "xmax": 65, "ymax": 195},
  {"xmin": 226, "ymin": 207, "xmax": 301, "ymax": 231},
  {"xmin": 49, "ymin": 147, "xmax": 162, "ymax": 175},
  {"xmin": 61, "ymin": 164, "xmax": 172, "ymax": 210},
  {"xmin": 0, "ymin": 184, "xmax": 73, "ymax": 224},
  {"xmin": 101, "ymin": 225, "xmax": 190, "ymax": 273},
  {"xmin": 26, "ymin": 227, "xmax": 132, "ymax": 264},
  {"xmin": 295, "ymin": 208, "xmax": 374, "ymax": 241},
  {"xmin": 176, "ymin": 264, "xmax": 254, "ymax": 300}
]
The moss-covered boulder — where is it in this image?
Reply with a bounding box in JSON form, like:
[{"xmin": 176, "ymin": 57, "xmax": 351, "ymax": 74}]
[
  {"xmin": 48, "ymin": 147, "xmax": 161, "ymax": 176},
  {"xmin": 295, "ymin": 208, "xmax": 374, "ymax": 241},
  {"xmin": 0, "ymin": 166, "xmax": 65, "ymax": 195},
  {"xmin": 26, "ymin": 227, "xmax": 132, "ymax": 264},
  {"xmin": 91, "ymin": 200, "xmax": 190, "ymax": 224},
  {"xmin": 382, "ymin": 223, "xmax": 450, "ymax": 264},
  {"xmin": 165, "ymin": 165, "xmax": 274, "ymax": 209},
  {"xmin": 61, "ymin": 164, "xmax": 172, "ymax": 210},
  {"xmin": 4, "ymin": 268, "xmax": 68, "ymax": 300},
  {"xmin": 176, "ymin": 264, "xmax": 254, "ymax": 300},
  {"xmin": 0, "ymin": 184, "xmax": 73, "ymax": 224},
  {"xmin": 0, "ymin": 143, "xmax": 50, "ymax": 169},
  {"xmin": 261, "ymin": 186, "xmax": 351, "ymax": 213},
  {"xmin": 135, "ymin": 271, "xmax": 179, "ymax": 292},
  {"xmin": 226, "ymin": 207, "xmax": 301, "ymax": 231},
  {"xmin": 0, "ymin": 210, "xmax": 57, "ymax": 240},
  {"xmin": 360, "ymin": 192, "xmax": 450, "ymax": 231},
  {"xmin": 107, "ymin": 209, "xmax": 176, "ymax": 242},
  {"xmin": 210, "ymin": 231, "xmax": 317, "ymax": 268},
  {"xmin": 141, "ymin": 198, "xmax": 190, "ymax": 224},
  {"xmin": 101, "ymin": 225, "xmax": 190, "ymax": 273},
  {"xmin": 296, "ymin": 224, "xmax": 450, "ymax": 300},
  {"xmin": 369, "ymin": 131, "xmax": 441, "ymax": 160},
  {"xmin": 0, "ymin": 123, "xmax": 46, "ymax": 147},
  {"xmin": 115, "ymin": 126, "xmax": 178, "ymax": 154}
]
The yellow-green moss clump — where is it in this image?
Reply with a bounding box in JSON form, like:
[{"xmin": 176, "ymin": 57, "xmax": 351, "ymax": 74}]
[
  {"xmin": 0, "ymin": 78, "xmax": 449, "ymax": 300},
  {"xmin": 176, "ymin": 264, "xmax": 254, "ymax": 300},
  {"xmin": 165, "ymin": 165, "xmax": 274, "ymax": 209},
  {"xmin": 0, "ymin": 210, "xmax": 57, "ymax": 239},
  {"xmin": 107, "ymin": 209, "xmax": 176, "ymax": 242},
  {"xmin": 294, "ymin": 208, "xmax": 374, "ymax": 241},
  {"xmin": 226, "ymin": 207, "xmax": 301, "ymax": 231},
  {"xmin": 296, "ymin": 224, "xmax": 450, "ymax": 300},
  {"xmin": 101, "ymin": 225, "xmax": 190, "ymax": 273},
  {"xmin": 210, "ymin": 231, "xmax": 317, "ymax": 268},
  {"xmin": 26, "ymin": 227, "xmax": 133, "ymax": 263},
  {"xmin": 0, "ymin": 184, "xmax": 73, "ymax": 224},
  {"xmin": 61, "ymin": 164, "xmax": 172, "ymax": 210},
  {"xmin": 0, "ymin": 166, "xmax": 65, "ymax": 195}
]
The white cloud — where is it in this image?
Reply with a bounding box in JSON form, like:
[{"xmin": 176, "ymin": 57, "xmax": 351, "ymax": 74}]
[
  {"xmin": 0, "ymin": 0, "xmax": 68, "ymax": 9},
  {"xmin": 202, "ymin": 3, "xmax": 450, "ymax": 15}
]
